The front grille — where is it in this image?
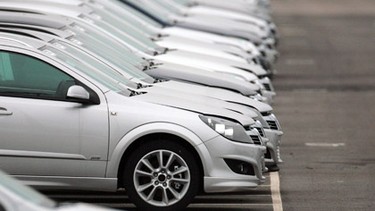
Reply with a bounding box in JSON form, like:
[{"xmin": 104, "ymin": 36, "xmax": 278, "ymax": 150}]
[
  {"xmin": 267, "ymin": 120, "xmax": 278, "ymax": 130},
  {"xmin": 250, "ymin": 135, "xmax": 262, "ymax": 145},
  {"xmin": 265, "ymin": 148, "xmax": 272, "ymax": 159},
  {"xmin": 255, "ymin": 127, "xmax": 265, "ymax": 137},
  {"xmin": 260, "ymin": 50, "xmax": 266, "ymax": 57},
  {"xmin": 263, "ymin": 83, "xmax": 271, "ymax": 91}
]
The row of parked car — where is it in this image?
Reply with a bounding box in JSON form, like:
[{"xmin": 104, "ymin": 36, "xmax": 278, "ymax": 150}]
[{"xmin": 0, "ymin": 0, "xmax": 283, "ymax": 210}]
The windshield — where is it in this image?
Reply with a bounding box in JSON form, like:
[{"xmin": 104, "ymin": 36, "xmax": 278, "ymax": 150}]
[
  {"xmin": 124, "ymin": 0, "xmax": 172, "ymax": 23},
  {"xmin": 91, "ymin": 6, "xmax": 159, "ymax": 47},
  {"xmin": 0, "ymin": 170, "xmax": 56, "ymax": 208},
  {"xmin": 98, "ymin": 0, "xmax": 163, "ymax": 29},
  {"xmin": 67, "ymin": 22, "xmax": 145, "ymax": 65},
  {"xmin": 154, "ymin": 0, "xmax": 185, "ymax": 15},
  {"xmin": 64, "ymin": 23, "xmax": 155, "ymax": 83},
  {"xmin": 78, "ymin": 13, "xmax": 152, "ymax": 53},
  {"xmin": 39, "ymin": 43, "xmax": 134, "ymax": 96}
]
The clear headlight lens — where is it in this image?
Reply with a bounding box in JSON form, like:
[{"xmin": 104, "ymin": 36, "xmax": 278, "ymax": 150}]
[{"xmin": 199, "ymin": 115, "xmax": 253, "ymax": 144}]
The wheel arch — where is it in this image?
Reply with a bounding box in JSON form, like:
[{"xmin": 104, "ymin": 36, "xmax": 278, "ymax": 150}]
[{"xmin": 105, "ymin": 122, "xmax": 206, "ymax": 189}]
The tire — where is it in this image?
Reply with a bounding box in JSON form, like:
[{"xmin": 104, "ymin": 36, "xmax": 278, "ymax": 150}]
[{"xmin": 123, "ymin": 139, "xmax": 200, "ymax": 211}]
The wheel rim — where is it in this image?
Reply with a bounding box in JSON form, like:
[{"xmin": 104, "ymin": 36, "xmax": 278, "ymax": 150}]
[{"xmin": 133, "ymin": 149, "xmax": 191, "ymax": 207}]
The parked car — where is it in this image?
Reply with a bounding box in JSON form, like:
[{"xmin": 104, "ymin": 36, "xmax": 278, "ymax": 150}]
[
  {"xmin": 0, "ymin": 170, "xmax": 117, "ymax": 211},
  {"xmin": 0, "ymin": 0, "xmax": 284, "ymax": 209},
  {"xmin": 0, "ymin": 32, "xmax": 267, "ymax": 210},
  {"xmin": 0, "ymin": 18, "xmax": 283, "ymax": 167},
  {"xmin": 0, "ymin": 2, "xmax": 283, "ymax": 166}
]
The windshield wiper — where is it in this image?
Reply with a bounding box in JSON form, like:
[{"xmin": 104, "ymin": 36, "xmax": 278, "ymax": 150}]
[
  {"xmin": 136, "ymin": 83, "xmax": 152, "ymax": 89},
  {"xmin": 128, "ymin": 89, "xmax": 147, "ymax": 97}
]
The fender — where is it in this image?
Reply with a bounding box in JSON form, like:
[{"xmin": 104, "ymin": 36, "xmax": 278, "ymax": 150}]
[{"xmin": 105, "ymin": 122, "xmax": 209, "ymax": 178}]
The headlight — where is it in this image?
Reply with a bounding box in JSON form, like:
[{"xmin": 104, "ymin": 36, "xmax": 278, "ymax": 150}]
[
  {"xmin": 199, "ymin": 115, "xmax": 253, "ymax": 144},
  {"xmin": 254, "ymin": 120, "xmax": 266, "ymax": 137},
  {"xmin": 250, "ymin": 93, "xmax": 265, "ymax": 102}
]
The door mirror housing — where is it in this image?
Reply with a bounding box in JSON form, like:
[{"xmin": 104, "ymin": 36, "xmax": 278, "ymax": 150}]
[
  {"xmin": 67, "ymin": 85, "xmax": 90, "ymax": 100},
  {"xmin": 66, "ymin": 85, "xmax": 99, "ymax": 104}
]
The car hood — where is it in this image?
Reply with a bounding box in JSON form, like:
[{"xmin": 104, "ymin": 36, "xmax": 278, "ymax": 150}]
[
  {"xmin": 156, "ymin": 35, "xmax": 249, "ymax": 63},
  {"xmin": 155, "ymin": 50, "xmax": 267, "ymax": 78},
  {"xmin": 132, "ymin": 90, "xmax": 255, "ymax": 126},
  {"xmin": 156, "ymin": 80, "xmax": 273, "ymax": 113},
  {"xmin": 188, "ymin": 5, "xmax": 269, "ymax": 29},
  {"xmin": 174, "ymin": 15, "xmax": 265, "ymax": 44},
  {"xmin": 146, "ymin": 63, "xmax": 259, "ymax": 95},
  {"xmin": 139, "ymin": 85, "xmax": 258, "ymax": 119}
]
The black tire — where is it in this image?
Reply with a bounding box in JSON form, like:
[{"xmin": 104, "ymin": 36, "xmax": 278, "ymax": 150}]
[{"xmin": 123, "ymin": 139, "xmax": 200, "ymax": 211}]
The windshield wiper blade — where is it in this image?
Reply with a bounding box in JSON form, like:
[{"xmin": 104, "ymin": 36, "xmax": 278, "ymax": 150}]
[
  {"xmin": 136, "ymin": 83, "xmax": 152, "ymax": 89},
  {"xmin": 128, "ymin": 89, "xmax": 147, "ymax": 97}
]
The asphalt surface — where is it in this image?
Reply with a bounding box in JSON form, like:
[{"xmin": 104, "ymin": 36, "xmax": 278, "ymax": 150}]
[{"xmin": 272, "ymin": 0, "xmax": 375, "ymax": 210}]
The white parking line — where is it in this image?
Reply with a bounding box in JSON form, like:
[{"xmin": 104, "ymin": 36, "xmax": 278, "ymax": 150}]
[
  {"xmin": 270, "ymin": 172, "xmax": 283, "ymax": 211},
  {"xmin": 305, "ymin": 143, "xmax": 346, "ymax": 147}
]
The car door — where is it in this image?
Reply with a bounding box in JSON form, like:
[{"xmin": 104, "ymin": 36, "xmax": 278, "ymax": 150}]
[{"xmin": 0, "ymin": 50, "xmax": 109, "ymax": 178}]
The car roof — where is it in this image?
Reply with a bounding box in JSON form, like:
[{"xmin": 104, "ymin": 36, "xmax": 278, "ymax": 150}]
[
  {"xmin": 0, "ymin": 32, "xmax": 45, "ymax": 49},
  {"xmin": 0, "ymin": 1, "xmax": 89, "ymax": 17},
  {"xmin": 0, "ymin": 11, "xmax": 72, "ymax": 29}
]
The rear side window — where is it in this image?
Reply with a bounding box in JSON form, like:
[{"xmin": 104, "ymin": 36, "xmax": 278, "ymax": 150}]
[{"xmin": 0, "ymin": 51, "xmax": 76, "ymax": 101}]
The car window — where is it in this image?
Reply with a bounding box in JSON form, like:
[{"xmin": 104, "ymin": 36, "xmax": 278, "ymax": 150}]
[
  {"xmin": 40, "ymin": 44, "xmax": 133, "ymax": 95},
  {"xmin": 0, "ymin": 51, "xmax": 76, "ymax": 101}
]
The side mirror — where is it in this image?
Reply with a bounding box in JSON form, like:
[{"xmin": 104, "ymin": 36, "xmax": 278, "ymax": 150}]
[
  {"xmin": 66, "ymin": 85, "xmax": 100, "ymax": 105},
  {"xmin": 67, "ymin": 85, "xmax": 90, "ymax": 101}
]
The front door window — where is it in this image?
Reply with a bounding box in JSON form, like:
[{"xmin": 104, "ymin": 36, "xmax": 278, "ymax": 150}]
[{"xmin": 0, "ymin": 51, "xmax": 75, "ymax": 100}]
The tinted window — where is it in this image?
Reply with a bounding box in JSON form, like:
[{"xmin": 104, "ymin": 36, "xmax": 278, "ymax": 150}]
[{"xmin": 0, "ymin": 51, "xmax": 76, "ymax": 100}]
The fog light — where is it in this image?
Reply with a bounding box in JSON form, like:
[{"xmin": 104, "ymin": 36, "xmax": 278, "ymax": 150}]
[{"xmin": 224, "ymin": 159, "xmax": 255, "ymax": 176}]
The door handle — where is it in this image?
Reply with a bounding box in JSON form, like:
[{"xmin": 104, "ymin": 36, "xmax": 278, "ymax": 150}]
[{"xmin": 0, "ymin": 107, "xmax": 13, "ymax": 116}]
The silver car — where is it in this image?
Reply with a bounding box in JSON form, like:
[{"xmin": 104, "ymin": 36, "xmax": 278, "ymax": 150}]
[
  {"xmin": 0, "ymin": 23, "xmax": 282, "ymax": 167},
  {"xmin": 0, "ymin": 170, "xmax": 116, "ymax": 211},
  {"xmin": 0, "ymin": 33, "xmax": 266, "ymax": 210},
  {"xmin": 0, "ymin": 8, "xmax": 282, "ymax": 167}
]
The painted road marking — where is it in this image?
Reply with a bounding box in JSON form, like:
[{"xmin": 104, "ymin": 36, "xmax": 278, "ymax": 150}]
[
  {"xmin": 271, "ymin": 171, "xmax": 283, "ymax": 211},
  {"xmin": 305, "ymin": 143, "xmax": 346, "ymax": 147}
]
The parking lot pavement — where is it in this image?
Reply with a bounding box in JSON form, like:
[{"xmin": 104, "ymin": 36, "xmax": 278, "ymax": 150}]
[
  {"xmin": 272, "ymin": 0, "xmax": 375, "ymax": 210},
  {"xmin": 44, "ymin": 173, "xmax": 281, "ymax": 211}
]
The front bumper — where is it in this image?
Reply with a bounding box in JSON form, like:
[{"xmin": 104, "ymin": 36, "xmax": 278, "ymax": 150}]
[
  {"xmin": 264, "ymin": 129, "xmax": 283, "ymax": 164},
  {"xmin": 198, "ymin": 135, "xmax": 266, "ymax": 193}
]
